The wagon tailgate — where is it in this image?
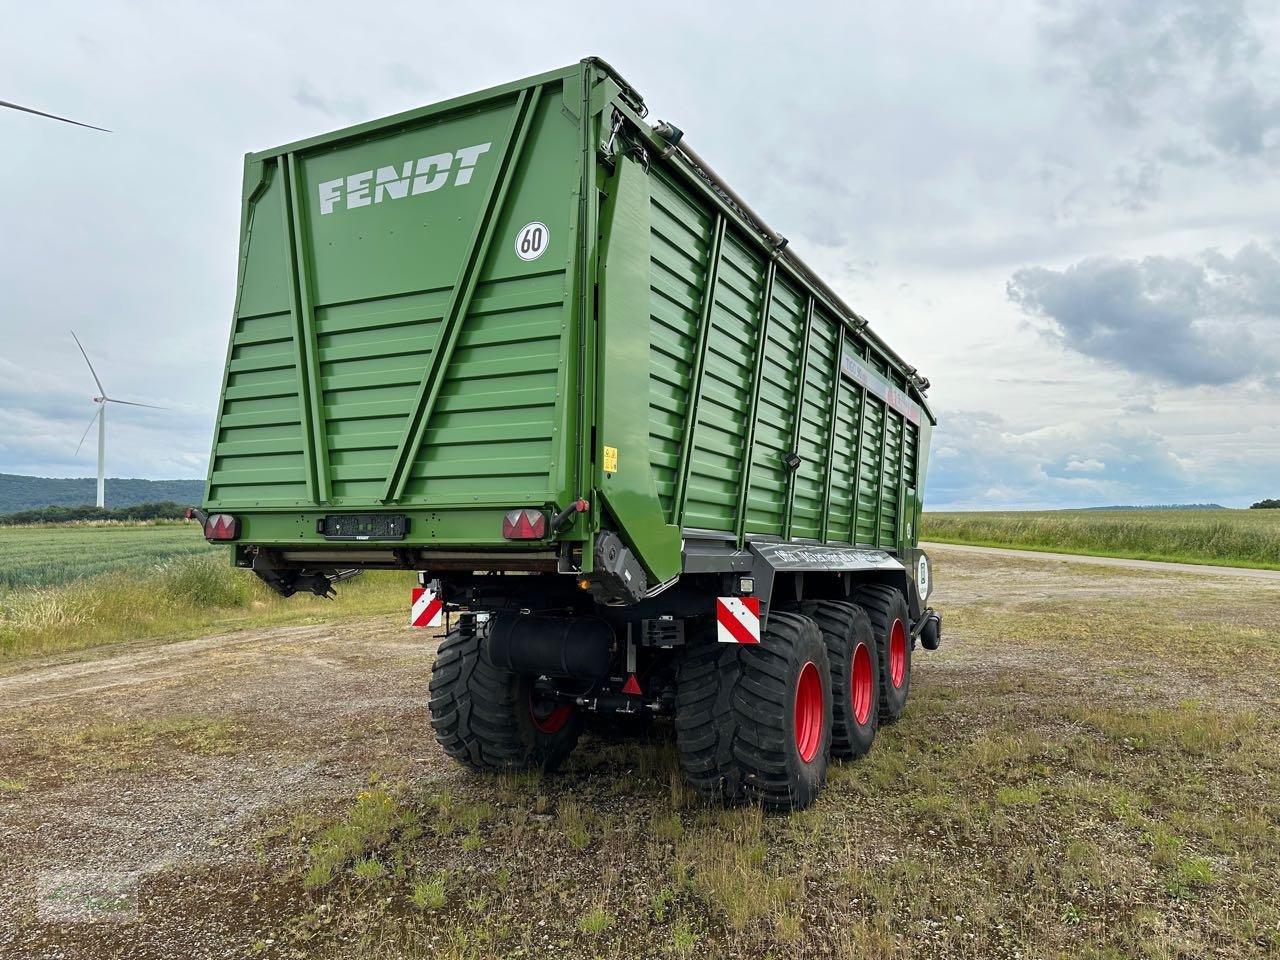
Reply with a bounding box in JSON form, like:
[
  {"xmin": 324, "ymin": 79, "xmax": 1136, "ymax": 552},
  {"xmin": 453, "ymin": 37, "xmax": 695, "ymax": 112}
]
[{"xmin": 206, "ymin": 73, "xmax": 585, "ymax": 513}]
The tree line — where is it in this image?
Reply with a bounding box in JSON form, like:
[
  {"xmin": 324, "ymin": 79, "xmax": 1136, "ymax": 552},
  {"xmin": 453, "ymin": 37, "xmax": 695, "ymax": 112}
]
[{"xmin": 0, "ymin": 501, "xmax": 191, "ymax": 525}]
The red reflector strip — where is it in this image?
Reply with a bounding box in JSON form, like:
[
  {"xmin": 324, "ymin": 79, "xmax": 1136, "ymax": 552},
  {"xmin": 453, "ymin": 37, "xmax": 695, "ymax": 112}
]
[
  {"xmin": 204, "ymin": 514, "xmax": 238, "ymax": 541},
  {"xmin": 716, "ymin": 597, "xmax": 761, "ymax": 644},
  {"xmin": 502, "ymin": 508, "xmax": 546, "ymax": 540},
  {"xmin": 410, "ymin": 587, "xmax": 443, "ymax": 627}
]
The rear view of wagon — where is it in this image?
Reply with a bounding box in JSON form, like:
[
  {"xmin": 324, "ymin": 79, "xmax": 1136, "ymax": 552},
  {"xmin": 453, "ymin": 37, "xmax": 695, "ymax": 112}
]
[
  {"xmin": 206, "ymin": 71, "xmax": 591, "ymax": 562},
  {"xmin": 198, "ymin": 59, "xmax": 941, "ymax": 810}
]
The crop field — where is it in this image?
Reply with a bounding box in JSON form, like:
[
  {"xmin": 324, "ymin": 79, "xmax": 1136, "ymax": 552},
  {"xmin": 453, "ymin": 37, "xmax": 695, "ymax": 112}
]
[
  {"xmin": 922, "ymin": 508, "xmax": 1280, "ymax": 570},
  {"xmin": 1, "ymin": 546, "xmax": 1277, "ymax": 959},
  {"xmin": 0, "ymin": 521, "xmax": 412, "ymax": 663},
  {"xmin": 0, "ymin": 522, "xmax": 219, "ymax": 590}
]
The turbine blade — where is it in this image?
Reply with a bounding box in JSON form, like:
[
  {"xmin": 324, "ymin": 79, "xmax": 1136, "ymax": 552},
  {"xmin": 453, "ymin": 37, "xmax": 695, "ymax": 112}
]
[
  {"xmin": 75, "ymin": 406, "xmax": 102, "ymax": 455},
  {"xmin": 70, "ymin": 330, "xmax": 106, "ymax": 396},
  {"xmin": 105, "ymin": 398, "xmax": 167, "ymax": 410},
  {"xmin": 0, "ymin": 99, "xmax": 111, "ymax": 132}
]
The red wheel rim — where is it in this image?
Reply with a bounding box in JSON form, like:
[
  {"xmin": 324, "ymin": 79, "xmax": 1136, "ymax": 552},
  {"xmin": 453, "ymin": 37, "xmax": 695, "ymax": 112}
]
[
  {"xmin": 889, "ymin": 619, "xmax": 907, "ymax": 689},
  {"xmin": 794, "ymin": 661, "xmax": 823, "ymax": 763},
  {"xmin": 851, "ymin": 641, "xmax": 874, "ymax": 725},
  {"xmin": 529, "ymin": 691, "xmax": 572, "ymax": 734}
]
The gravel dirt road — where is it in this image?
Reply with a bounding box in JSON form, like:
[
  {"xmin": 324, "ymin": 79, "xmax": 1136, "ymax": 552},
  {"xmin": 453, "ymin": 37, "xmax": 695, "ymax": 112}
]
[
  {"xmin": 1, "ymin": 545, "xmax": 1277, "ymax": 959},
  {"xmin": 0, "ymin": 618, "xmax": 440, "ymax": 959},
  {"xmin": 922, "ymin": 540, "xmax": 1280, "ymax": 580}
]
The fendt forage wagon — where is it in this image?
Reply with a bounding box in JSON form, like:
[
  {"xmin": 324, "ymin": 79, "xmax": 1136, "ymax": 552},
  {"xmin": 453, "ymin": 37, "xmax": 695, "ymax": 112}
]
[{"xmin": 191, "ymin": 58, "xmax": 941, "ymax": 810}]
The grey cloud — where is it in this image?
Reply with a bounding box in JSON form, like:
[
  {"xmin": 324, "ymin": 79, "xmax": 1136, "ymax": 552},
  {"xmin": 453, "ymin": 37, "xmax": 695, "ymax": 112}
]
[
  {"xmin": 1007, "ymin": 243, "xmax": 1280, "ymax": 386},
  {"xmin": 1205, "ymin": 82, "xmax": 1280, "ymax": 156},
  {"xmin": 1040, "ymin": 0, "xmax": 1261, "ymax": 128},
  {"xmin": 1038, "ymin": 0, "xmax": 1280, "ymax": 213},
  {"xmin": 1110, "ymin": 156, "xmax": 1162, "ymax": 211},
  {"xmin": 292, "ymin": 83, "xmax": 369, "ymax": 121},
  {"xmin": 387, "ymin": 63, "xmax": 431, "ymax": 95}
]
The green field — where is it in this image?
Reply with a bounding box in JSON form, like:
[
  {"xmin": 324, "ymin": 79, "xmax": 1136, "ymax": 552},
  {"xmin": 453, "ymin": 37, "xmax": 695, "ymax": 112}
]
[
  {"xmin": 921, "ymin": 509, "xmax": 1280, "ymax": 570},
  {"xmin": 0, "ymin": 521, "xmax": 219, "ymax": 589},
  {"xmin": 0, "ymin": 521, "xmax": 411, "ymax": 662}
]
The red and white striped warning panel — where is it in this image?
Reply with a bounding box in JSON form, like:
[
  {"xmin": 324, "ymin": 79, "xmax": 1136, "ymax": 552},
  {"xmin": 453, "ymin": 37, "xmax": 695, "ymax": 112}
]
[
  {"xmin": 410, "ymin": 587, "xmax": 443, "ymax": 628},
  {"xmin": 716, "ymin": 596, "xmax": 760, "ymax": 644}
]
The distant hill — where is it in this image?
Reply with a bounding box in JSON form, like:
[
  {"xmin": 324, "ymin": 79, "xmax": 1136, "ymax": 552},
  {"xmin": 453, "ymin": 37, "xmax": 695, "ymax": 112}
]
[
  {"xmin": 0, "ymin": 473, "xmax": 204, "ymax": 514},
  {"xmin": 1079, "ymin": 503, "xmax": 1225, "ymax": 511}
]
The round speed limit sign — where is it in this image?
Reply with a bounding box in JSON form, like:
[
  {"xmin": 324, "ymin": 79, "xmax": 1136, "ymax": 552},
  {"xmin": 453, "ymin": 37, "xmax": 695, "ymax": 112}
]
[{"xmin": 514, "ymin": 221, "xmax": 549, "ymax": 261}]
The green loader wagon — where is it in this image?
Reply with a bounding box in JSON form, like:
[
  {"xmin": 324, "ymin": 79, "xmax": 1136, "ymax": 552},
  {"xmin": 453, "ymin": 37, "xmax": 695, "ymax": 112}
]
[{"xmin": 193, "ymin": 58, "xmax": 941, "ymax": 810}]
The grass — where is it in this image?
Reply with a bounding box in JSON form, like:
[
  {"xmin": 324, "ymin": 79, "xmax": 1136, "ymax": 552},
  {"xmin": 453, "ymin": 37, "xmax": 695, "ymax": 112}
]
[
  {"xmin": 266, "ymin": 550, "xmax": 1280, "ymax": 959},
  {"xmin": 0, "ymin": 520, "xmax": 219, "ymax": 589},
  {"xmin": 0, "ymin": 551, "xmax": 413, "ymax": 662},
  {"xmin": 921, "ymin": 508, "xmax": 1280, "ymax": 569}
]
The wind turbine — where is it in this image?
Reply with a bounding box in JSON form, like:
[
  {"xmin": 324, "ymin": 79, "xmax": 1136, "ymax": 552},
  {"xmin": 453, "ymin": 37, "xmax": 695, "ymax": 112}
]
[
  {"xmin": 72, "ymin": 332, "xmax": 164, "ymax": 508},
  {"xmin": 0, "ymin": 99, "xmax": 110, "ymax": 132}
]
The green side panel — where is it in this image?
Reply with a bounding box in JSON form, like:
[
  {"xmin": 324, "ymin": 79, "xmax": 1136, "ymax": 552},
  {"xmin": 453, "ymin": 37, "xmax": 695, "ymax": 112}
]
[
  {"xmin": 903, "ymin": 418, "xmax": 919, "ymax": 544},
  {"xmin": 855, "ymin": 395, "xmax": 884, "ymax": 545},
  {"xmin": 791, "ymin": 308, "xmax": 837, "ymax": 539},
  {"xmin": 207, "ymin": 162, "xmax": 313, "ymax": 505},
  {"xmin": 911, "ymin": 420, "xmax": 932, "ymax": 547},
  {"xmin": 827, "ymin": 376, "xmax": 862, "ymax": 544},
  {"xmin": 744, "ymin": 277, "xmax": 806, "ymax": 536},
  {"xmin": 596, "ymin": 153, "xmax": 682, "ymax": 581},
  {"xmin": 646, "ymin": 167, "xmax": 715, "ymax": 522},
  {"xmin": 879, "ymin": 409, "xmax": 904, "ymax": 546},
  {"xmin": 681, "ymin": 230, "xmax": 767, "ymax": 533}
]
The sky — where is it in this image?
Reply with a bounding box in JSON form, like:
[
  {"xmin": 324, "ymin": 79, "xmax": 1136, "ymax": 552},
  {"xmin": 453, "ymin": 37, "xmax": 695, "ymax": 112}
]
[{"xmin": 1, "ymin": 0, "xmax": 1277, "ymax": 510}]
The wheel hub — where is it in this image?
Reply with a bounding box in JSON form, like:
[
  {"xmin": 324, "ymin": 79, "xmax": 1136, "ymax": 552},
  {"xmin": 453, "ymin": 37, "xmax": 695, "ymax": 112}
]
[
  {"xmin": 851, "ymin": 641, "xmax": 874, "ymax": 725},
  {"xmin": 794, "ymin": 660, "xmax": 823, "ymax": 763}
]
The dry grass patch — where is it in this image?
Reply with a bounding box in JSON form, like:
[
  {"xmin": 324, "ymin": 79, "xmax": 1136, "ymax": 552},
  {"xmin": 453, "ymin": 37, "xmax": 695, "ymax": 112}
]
[{"xmin": 0, "ymin": 555, "xmax": 413, "ymax": 662}]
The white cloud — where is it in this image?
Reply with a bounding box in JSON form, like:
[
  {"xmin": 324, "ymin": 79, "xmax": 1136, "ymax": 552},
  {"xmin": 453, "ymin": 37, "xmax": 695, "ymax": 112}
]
[{"xmin": 1064, "ymin": 457, "xmax": 1105, "ymax": 473}]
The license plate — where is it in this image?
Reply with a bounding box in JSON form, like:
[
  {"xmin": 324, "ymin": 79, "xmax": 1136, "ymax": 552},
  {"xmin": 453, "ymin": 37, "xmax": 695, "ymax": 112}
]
[{"xmin": 317, "ymin": 514, "xmax": 409, "ymax": 541}]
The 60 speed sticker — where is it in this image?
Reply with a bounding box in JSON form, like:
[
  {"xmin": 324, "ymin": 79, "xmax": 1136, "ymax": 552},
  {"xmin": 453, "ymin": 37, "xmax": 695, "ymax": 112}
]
[{"xmin": 514, "ymin": 221, "xmax": 549, "ymax": 261}]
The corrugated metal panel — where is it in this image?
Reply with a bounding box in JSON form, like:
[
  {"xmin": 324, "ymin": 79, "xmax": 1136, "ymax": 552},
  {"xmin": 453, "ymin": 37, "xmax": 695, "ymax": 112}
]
[
  {"xmin": 904, "ymin": 417, "xmax": 919, "ymax": 540},
  {"xmin": 791, "ymin": 309, "xmax": 837, "ymax": 539},
  {"xmin": 681, "ymin": 231, "xmax": 766, "ymax": 532},
  {"xmin": 314, "ymin": 288, "xmax": 446, "ymax": 502},
  {"xmin": 855, "ymin": 395, "xmax": 884, "ymax": 545},
  {"xmin": 904, "ymin": 419, "xmax": 919, "ymax": 490},
  {"xmin": 208, "ymin": 78, "xmax": 581, "ymax": 511},
  {"xmin": 744, "ymin": 277, "xmax": 806, "ymax": 536},
  {"xmin": 401, "ymin": 271, "xmax": 569, "ymax": 502},
  {"xmin": 827, "ymin": 376, "xmax": 862, "ymax": 543},
  {"xmin": 647, "ymin": 167, "xmax": 714, "ymax": 523},
  {"xmin": 208, "ymin": 166, "xmax": 313, "ymax": 505},
  {"xmin": 879, "ymin": 409, "xmax": 903, "ymax": 546}
]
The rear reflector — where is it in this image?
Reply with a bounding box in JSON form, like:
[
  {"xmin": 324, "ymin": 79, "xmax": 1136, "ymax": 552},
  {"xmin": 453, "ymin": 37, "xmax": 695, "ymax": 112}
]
[
  {"xmin": 502, "ymin": 508, "xmax": 546, "ymax": 540},
  {"xmin": 204, "ymin": 514, "xmax": 239, "ymax": 541}
]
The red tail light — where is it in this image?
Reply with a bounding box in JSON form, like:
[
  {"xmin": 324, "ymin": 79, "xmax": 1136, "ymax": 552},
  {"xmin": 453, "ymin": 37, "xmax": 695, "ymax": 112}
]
[
  {"xmin": 204, "ymin": 514, "xmax": 239, "ymax": 541},
  {"xmin": 502, "ymin": 508, "xmax": 546, "ymax": 540}
]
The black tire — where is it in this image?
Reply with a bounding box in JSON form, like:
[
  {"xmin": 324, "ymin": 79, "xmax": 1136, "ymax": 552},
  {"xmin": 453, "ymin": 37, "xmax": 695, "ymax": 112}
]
[
  {"xmin": 428, "ymin": 623, "xmax": 582, "ymax": 772},
  {"xmin": 674, "ymin": 611, "xmax": 832, "ymax": 811},
  {"xmin": 850, "ymin": 585, "xmax": 912, "ymax": 723},
  {"xmin": 796, "ymin": 600, "xmax": 878, "ymax": 759}
]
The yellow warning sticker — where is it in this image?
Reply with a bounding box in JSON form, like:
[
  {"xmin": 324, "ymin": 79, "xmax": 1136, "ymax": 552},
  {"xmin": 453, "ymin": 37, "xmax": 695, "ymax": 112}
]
[{"xmin": 603, "ymin": 445, "xmax": 619, "ymax": 473}]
